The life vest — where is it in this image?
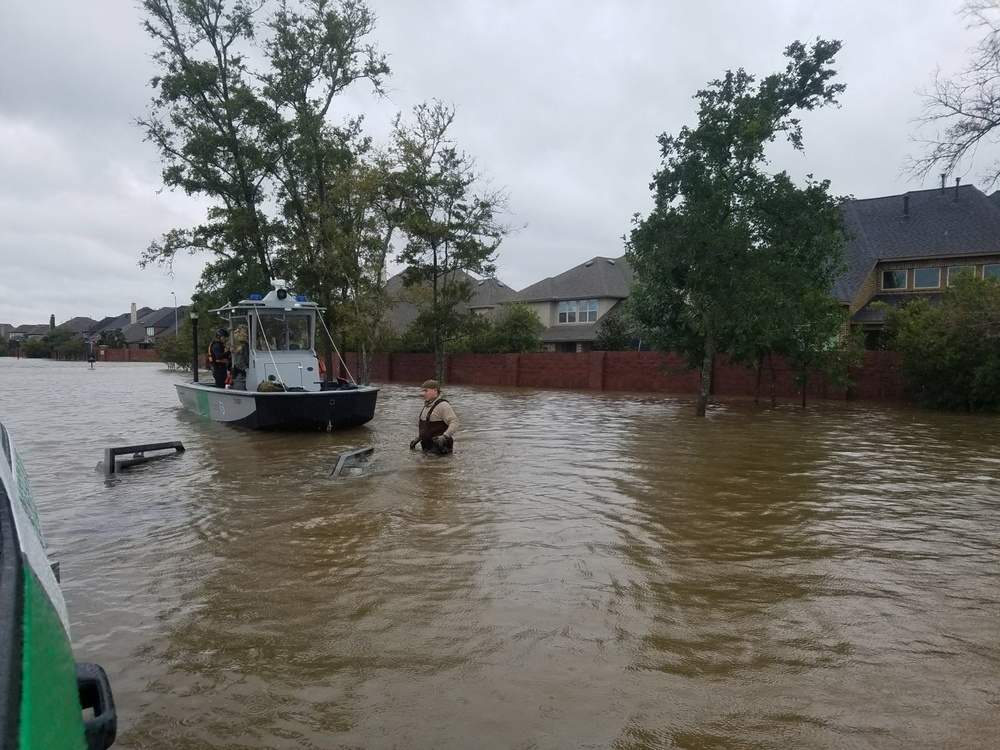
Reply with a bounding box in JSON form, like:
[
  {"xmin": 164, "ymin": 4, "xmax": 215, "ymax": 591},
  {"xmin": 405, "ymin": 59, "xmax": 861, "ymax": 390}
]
[
  {"xmin": 208, "ymin": 341, "xmax": 231, "ymax": 367},
  {"xmin": 418, "ymin": 398, "xmax": 450, "ymax": 444}
]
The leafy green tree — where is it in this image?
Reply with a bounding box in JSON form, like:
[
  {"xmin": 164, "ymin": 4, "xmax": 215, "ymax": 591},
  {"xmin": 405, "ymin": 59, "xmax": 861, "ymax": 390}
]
[
  {"xmin": 910, "ymin": 1, "xmax": 1000, "ymax": 186},
  {"xmin": 394, "ymin": 320, "xmax": 433, "ymax": 353},
  {"xmin": 593, "ymin": 309, "xmax": 636, "ymax": 351},
  {"xmin": 491, "ymin": 303, "xmax": 543, "ymax": 353},
  {"xmin": 262, "ymin": 2, "xmax": 390, "ymax": 381},
  {"xmin": 880, "ymin": 273, "xmax": 1000, "ymax": 411},
  {"xmin": 392, "ymin": 101, "xmax": 510, "ymax": 382},
  {"xmin": 20, "ymin": 330, "xmax": 87, "ymax": 360},
  {"xmin": 155, "ymin": 321, "xmax": 194, "ymax": 369},
  {"xmin": 20, "ymin": 339, "xmax": 47, "ymax": 359},
  {"xmin": 448, "ymin": 303, "xmax": 544, "ymax": 354},
  {"xmin": 626, "ymin": 40, "xmax": 847, "ymax": 416},
  {"xmin": 782, "ymin": 295, "xmax": 864, "ymax": 407},
  {"xmin": 137, "ymin": 0, "xmax": 389, "ymax": 320},
  {"xmin": 97, "ymin": 329, "xmax": 127, "ymax": 348},
  {"xmin": 138, "ymin": 0, "xmax": 279, "ymax": 294},
  {"xmin": 442, "ymin": 313, "xmax": 492, "ymax": 354}
]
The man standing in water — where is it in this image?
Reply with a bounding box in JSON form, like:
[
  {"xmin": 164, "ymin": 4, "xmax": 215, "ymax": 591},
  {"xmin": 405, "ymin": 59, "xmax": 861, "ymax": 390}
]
[
  {"xmin": 409, "ymin": 380, "xmax": 459, "ymax": 454},
  {"xmin": 208, "ymin": 328, "xmax": 231, "ymax": 388}
]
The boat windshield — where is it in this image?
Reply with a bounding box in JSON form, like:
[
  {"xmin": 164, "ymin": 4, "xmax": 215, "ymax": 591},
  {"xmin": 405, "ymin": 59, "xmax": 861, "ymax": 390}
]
[{"xmin": 255, "ymin": 312, "xmax": 312, "ymax": 352}]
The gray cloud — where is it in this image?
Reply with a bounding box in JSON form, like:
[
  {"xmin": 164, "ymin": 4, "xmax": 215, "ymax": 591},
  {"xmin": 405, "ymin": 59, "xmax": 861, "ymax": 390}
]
[{"xmin": 0, "ymin": 0, "xmax": 981, "ymax": 325}]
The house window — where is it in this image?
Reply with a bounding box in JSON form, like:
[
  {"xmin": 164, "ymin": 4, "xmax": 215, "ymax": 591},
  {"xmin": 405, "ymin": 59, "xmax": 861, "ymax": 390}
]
[
  {"xmin": 558, "ymin": 301, "xmax": 577, "ymax": 323},
  {"xmin": 558, "ymin": 299, "xmax": 597, "ymax": 323},
  {"xmin": 984, "ymin": 264, "xmax": 1000, "ymax": 280},
  {"xmin": 947, "ymin": 266, "xmax": 975, "ymax": 285},
  {"xmin": 913, "ymin": 268, "xmax": 941, "ymax": 289},
  {"xmin": 145, "ymin": 326, "xmax": 155, "ymax": 337},
  {"xmin": 881, "ymin": 270, "xmax": 906, "ymax": 290}
]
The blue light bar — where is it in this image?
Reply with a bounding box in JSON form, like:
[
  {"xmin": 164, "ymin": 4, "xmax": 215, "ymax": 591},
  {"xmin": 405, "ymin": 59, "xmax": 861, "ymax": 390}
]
[
  {"xmin": 250, "ymin": 293, "xmax": 263, "ymax": 300},
  {"xmin": 295, "ymin": 295, "xmax": 307, "ymax": 302}
]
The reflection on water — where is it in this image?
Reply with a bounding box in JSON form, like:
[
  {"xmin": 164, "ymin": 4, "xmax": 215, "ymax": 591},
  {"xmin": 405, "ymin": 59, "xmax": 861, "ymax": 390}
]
[{"xmin": 2, "ymin": 358, "xmax": 999, "ymax": 749}]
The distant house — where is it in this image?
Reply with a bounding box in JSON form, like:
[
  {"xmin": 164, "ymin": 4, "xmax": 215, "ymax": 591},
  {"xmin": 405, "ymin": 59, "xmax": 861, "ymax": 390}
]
[
  {"xmin": 91, "ymin": 306, "xmax": 154, "ymax": 345},
  {"xmin": 0, "ymin": 324, "xmax": 13, "ymax": 341},
  {"xmin": 10, "ymin": 324, "xmax": 49, "ymax": 341},
  {"xmin": 511, "ymin": 256, "xmax": 633, "ymax": 353},
  {"xmin": 837, "ymin": 183, "xmax": 1000, "ymax": 347},
  {"xmin": 383, "ymin": 270, "xmax": 517, "ymax": 334},
  {"xmin": 55, "ymin": 317, "xmax": 100, "ymax": 345},
  {"xmin": 57, "ymin": 316, "xmax": 98, "ymax": 334},
  {"xmin": 122, "ymin": 307, "xmax": 180, "ymax": 349}
]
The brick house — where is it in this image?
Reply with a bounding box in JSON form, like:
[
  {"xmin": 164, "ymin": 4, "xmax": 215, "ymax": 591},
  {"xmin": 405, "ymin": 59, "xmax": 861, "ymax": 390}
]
[{"xmin": 838, "ymin": 182, "xmax": 1000, "ymax": 347}]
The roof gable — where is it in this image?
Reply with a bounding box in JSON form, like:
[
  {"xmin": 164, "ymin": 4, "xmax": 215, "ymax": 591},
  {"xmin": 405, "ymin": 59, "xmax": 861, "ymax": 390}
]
[{"xmin": 57, "ymin": 316, "xmax": 99, "ymax": 334}]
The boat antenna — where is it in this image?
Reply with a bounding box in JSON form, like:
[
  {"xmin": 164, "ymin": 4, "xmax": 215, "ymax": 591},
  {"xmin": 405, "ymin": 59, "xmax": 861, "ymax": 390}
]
[
  {"xmin": 316, "ymin": 313, "xmax": 357, "ymax": 384},
  {"xmin": 251, "ymin": 306, "xmax": 286, "ymax": 389}
]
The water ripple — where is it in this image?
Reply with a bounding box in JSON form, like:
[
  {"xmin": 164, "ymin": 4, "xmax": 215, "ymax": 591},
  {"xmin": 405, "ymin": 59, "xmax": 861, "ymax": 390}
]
[{"xmin": 2, "ymin": 361, "xmax": 1000, "ymax": 748}]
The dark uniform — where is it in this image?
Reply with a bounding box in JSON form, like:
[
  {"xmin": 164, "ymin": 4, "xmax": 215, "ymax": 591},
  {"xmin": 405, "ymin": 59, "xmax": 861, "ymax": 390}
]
[{"xmin": 208, "ymin": 329, "xmax": 231, "ymax": 388}]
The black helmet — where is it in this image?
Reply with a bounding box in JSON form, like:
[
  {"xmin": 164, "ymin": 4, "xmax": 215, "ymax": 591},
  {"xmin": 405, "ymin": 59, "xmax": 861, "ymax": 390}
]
[{"xmin": 216, "ymin": 328, "xmax": 229, "ymax": 337}]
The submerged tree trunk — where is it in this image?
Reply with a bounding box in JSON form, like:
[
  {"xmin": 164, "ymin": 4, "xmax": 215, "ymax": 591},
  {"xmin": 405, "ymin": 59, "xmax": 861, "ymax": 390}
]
[
  {"xmin": 769, "ymin": 354, "xmax": 778, "ymax": 409},
  {"xmin": 357, "ymin": 343, "xmax": 373, "ymax": 386},
  {"xmin": 696, "ymin": 332, "xmax": 715, "ymax": 417},
  {"xmin": 753, "ymin": 356, "xmax": 763, "ymax": 406},
  {"xmin": 434, "ymin": 348, "xmax": 445, "ymax": 384}
]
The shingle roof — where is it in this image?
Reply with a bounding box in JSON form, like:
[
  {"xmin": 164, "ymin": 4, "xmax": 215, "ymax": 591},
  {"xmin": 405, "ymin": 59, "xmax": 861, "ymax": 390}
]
[
  {"xmin": 92, "ymin": 308, "xmax": 154, "ymax": 336},
  {"xmin": 540, "ymin": 321, "xmax": 602, "ymax": 343},
  {"xmin": 383, "ymin": 270, "xmax": 516, "ymax": 332},
  {"xmin": 513, "ymin": 256, "xmax": 633, "ymax": 303},
  {"xmin": 122, "ymin": 307, "xmax": 178, "ymax": 344},
  {"xmin": 13, "ymin": 324, "xmax": 49, "ymax": 336},
  {"xmin": 57, "ymin": 317, "xmax": 98, "ymax": 334},
  {"xmin": 468, "ymin": 277, "xmax": 517, "ymax": 309},
  {"xmin": 837, "ymin": 184, "xmax": 1000, "ymax": 302}
]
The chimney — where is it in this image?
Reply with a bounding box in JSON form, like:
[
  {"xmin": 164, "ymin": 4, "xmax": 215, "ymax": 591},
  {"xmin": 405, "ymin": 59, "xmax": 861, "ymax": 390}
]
[
  {"xmin": 941, "ymin": 173, "xmax": 947, "ymax": 194},
  {"xmin": 954, "ymin": 177, "xmax": 961, "ymax": 202},
  {"xmin": 49, "ymin": 314, "xmax": 55, "ymax": 331},
  {"xmin": 903, "ymin": 194, "xmax": 910, "ymax": 218},
  {"xmin": 130, "ymin": 303, "xmax": 137, "ymax": 324}
]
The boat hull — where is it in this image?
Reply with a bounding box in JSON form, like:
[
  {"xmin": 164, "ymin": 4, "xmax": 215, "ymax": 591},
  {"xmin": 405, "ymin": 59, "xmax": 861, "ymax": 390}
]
[{"xmin": 175, "ymin": 382, "xmax": 378, "ymax": 430}]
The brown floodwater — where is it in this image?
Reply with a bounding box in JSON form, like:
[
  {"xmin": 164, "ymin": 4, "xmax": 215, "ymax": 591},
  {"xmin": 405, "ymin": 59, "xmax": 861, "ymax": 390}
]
[{"xmin": 2, "ymin": 358, "xmax": 999, "ymax": 749}]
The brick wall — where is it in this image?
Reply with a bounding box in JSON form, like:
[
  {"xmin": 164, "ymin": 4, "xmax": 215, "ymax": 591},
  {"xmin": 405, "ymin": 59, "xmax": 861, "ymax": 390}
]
[
  {"xmin": 96, "ymin": 348, "xmax": 162, "ymax": 363},
  {"xmin": 59, "ymin": 348, "xmax": 903, "ymax": 401},
  {"xmin": 348, "ymin": 350, "xmax": 904, "ymax": 402}
]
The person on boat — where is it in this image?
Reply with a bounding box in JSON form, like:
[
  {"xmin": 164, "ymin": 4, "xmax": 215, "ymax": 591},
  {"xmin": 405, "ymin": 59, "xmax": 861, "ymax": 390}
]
[
  {"xmin": 230, "ymin": 324, "xmax": 249, "ymax": 391},
  {"xmin": 208, "ymin": 328, "xmax": 232, "ymax": 388},
  {"xmin": 409, "ymin": 380, "xmax": 459, "ymax": 454}
]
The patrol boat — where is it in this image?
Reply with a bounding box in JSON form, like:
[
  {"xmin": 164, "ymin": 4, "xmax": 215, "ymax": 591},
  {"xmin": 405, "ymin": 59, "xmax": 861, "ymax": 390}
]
[
  {"xmin": 174, "ymin": 280, "xmax": 379, "ymax": 431},
  {"xmin": 0, "ymin": 419, "xmax": 117, "ymax": 749}
]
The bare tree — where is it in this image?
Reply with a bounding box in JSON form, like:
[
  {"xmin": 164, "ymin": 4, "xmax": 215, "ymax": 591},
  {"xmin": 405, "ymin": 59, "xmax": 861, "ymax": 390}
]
[{"xmin": 909, "ymin": 1, "xmax": 1000, "ymax": 188}]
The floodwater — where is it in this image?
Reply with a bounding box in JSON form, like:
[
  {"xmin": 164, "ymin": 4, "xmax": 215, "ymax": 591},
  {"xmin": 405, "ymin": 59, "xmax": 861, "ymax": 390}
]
[{"xmin": 2, "ymin": 358, "xmax": 999, "ymax": 749}]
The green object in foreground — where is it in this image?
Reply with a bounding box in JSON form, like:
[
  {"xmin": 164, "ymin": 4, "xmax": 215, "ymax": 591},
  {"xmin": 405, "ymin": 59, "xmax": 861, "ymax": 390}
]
[
  {"xmin": 20, "ymin": 567, "xmax": 86, "ymax": 750},
  {"xmin": 1, "ymin": 418, "xmax": 117, "ymax": 749}
]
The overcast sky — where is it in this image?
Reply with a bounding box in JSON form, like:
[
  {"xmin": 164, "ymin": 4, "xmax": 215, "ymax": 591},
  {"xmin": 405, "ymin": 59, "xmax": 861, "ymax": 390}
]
[{"xmin": 0, "ymin": 0, "xmax": 984, "ymax": 326}]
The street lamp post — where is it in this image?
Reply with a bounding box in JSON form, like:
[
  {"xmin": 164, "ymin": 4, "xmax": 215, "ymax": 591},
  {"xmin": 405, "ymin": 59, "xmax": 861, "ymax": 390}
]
[
  {"xmin": 190, "ymin": 308, "xmax": 200, "ymax": 382},
  {"xmin": 171, "ymin": 292, "xmax": 178, "ymax": 336}
]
